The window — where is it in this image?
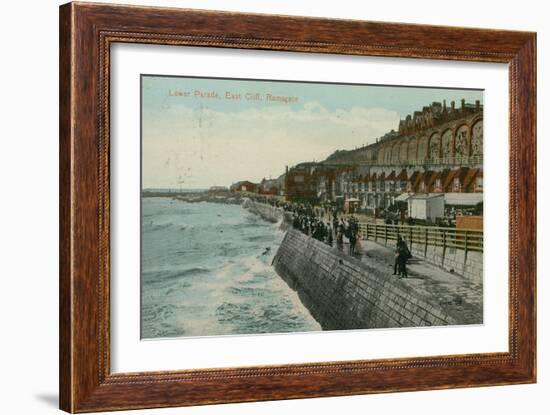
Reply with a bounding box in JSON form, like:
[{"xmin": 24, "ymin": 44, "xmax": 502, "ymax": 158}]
[
  {"xmin": 453, "ymin": 177, "xmax": 460, "ymax": 192},
  {"xmin": 476, "ymin": 177, "xmax": 483, "ymax": 192}
]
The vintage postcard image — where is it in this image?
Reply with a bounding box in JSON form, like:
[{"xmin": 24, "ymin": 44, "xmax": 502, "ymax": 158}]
[{"xmin": 141, "ymin": 75, "xmax": 484, "ymax": 339}]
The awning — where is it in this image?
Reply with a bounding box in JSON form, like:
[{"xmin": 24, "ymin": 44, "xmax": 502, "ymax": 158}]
[
  {"xmin": 444, "ymin": 192, "xmax": 483, "ymax": 206},
  {"xmin": 408, "ymin": 193, "xmax": 445, "ymax": 200},
  {"xmin": 394, "ymin": 193, "xmax": 411, "ymax": 202}
]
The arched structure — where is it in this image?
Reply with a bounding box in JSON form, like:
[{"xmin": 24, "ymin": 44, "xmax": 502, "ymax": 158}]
[
  {"xmin": 417, "ymin": 136, "xmax": 427, "ymax": 163},
  {"xmin": 399, "ymin": 140, "xmax": 408, "ymax": 162},
  {"xmin": 454, "ymin": 124, "xmax": 469, "ymax": 160},
  {"xmin": 385, "ymin": 145, "xmax": 392, "ymax": 164},
  {"xmin": 407, "ymin": 138, "xmax": 417, "ymax": 162},
  {"xmin": 377, "ymin": 145, "xmax": 385, "ymax": 164},
  {"xmin": 428, "ymin": 133, "xmax": 440, "ymax": 161},
  {"xmin": 471, "ymin": 119, "xmax": 483, "ymax": 158},
  {"xmin": 391, "ymin": 142, "xmax": 400, "ymax": 164},
  {"xmin": 441, "ymin": 129, "xmax": 453, "ymax": 161}
]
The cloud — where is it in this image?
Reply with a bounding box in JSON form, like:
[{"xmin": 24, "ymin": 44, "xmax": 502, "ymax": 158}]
[{"xmin": 142, "ymin": 102, "xmax": 399, "ymax": 188}]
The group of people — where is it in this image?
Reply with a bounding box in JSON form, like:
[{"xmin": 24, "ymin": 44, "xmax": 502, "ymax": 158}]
[
  {"xmin": 290, "ymin": 207, "xmax": 362, "ymax": 257},
  {"xmin": 248, "ymin": 196, "xmax": 411, "ymax": 277}
]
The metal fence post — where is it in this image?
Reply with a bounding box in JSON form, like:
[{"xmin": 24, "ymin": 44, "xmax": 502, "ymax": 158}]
[
  {"xmin": 442, "ymin": 230, "xmax": 447, "ymax": 267},
  {"xmin": 424, "ymin": 227, "xmax": 428, "ymax": 258}
]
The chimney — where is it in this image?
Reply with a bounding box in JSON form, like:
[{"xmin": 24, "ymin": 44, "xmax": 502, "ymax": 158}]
[
  {"xmin": 475, "ymin": 100, "xmax": 480, "ymax": 110},
  {"xmin": 461, "ymin": 99, "xmax": 465, "ymax": 110},
  {"xmin": 443, "ymin": 99, "xmax": 447, "ymax": 111},
  {"xmin": 451, "ymin": 100, "xmax": 455, "ymax": 111},
  {"xmin": 285, "ymin": 165, "xmax": 289, "ymax": 174}
]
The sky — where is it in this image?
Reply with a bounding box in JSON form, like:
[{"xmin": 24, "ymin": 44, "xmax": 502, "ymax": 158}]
[{"xmin": 141, "ymin": 75, "xmax": 483, "ymax": 189}]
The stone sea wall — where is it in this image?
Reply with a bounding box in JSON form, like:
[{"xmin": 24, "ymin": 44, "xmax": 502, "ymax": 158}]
[
  {"xmin": 242, "ymin": 200, "xmax": 294, "ymax": 230},
  {"xmin": 272, "ymin": 229, "xmax": 458, "ymax": 330}
]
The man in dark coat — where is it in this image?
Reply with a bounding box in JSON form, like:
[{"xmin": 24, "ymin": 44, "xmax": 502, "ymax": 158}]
[{"xmin": 393, "ymin": 236, "xmax": 410, "ymax": 277}]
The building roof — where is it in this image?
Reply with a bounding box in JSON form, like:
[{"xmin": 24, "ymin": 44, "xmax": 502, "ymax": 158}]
[
  {"xmin": 408, "ymin": 193, "xmax": 445, "ymax": 200},
  {"xmin": 395, "ymin": 193, "xmax": 411, "ymax": 202},
  {"xmin": 423, "ymin": 170, "xmax": 437, "ymax": 189},
  {"xmin": 412, "ymin": 172, "xmax": 424, "ymax": 190},
  {"xmin": 396, "ymin": 169, "xmax": 408, "ymax": 181},
  {"xmin": 443, "ymin": 169, "xmax": 459, "ymax": 190},
  {"xmin": 386, "ymin": 171, "xmax": 396, "ymax": 180},
  {"xmin": 408, "ymin": 171, "xmax": 420, "ymax": 183},
  {"xmin": 463, "ymin": 168, "xmax": 481, "ymax": 189},
  {"xmin": 231, "ymin": 180, "xmax": 256, "ymax": 187},
  {"xmin": 434, "ymin": 169, "xmax": 451, "ymax": 182},
  {"xmin": 444, "ymin": 192, "xmax": 483, "ymax": 206},
  {"xmin": 456, "ymin": 167, "xmax": 471, "ymax": 182}
]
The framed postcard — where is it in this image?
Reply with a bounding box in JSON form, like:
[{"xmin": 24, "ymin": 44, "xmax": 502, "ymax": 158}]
[{"xmin": 59, "ymin": 2, "xmax": 536, "ymax": 412}]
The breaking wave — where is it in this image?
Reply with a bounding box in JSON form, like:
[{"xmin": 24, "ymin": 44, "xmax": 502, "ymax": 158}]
[{"xmin": 141, "ymin": 198, "xmax": 320, "ymax": 339}]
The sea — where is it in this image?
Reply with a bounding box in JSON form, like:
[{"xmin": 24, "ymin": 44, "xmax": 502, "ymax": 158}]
[{"xmin": 141, "ymin": 197, "xmax": 321, "ymax": 339}]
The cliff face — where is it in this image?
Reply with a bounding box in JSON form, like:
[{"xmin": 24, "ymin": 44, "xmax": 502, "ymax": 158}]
[{"xmin": 273, "ymin": 229, "xmax": 457, "ymax": 330}]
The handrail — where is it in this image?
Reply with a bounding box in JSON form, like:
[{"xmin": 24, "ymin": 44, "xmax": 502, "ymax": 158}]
[{"xmin": 359, "ymin": 222, "xmax": 483, "ymax": 252}]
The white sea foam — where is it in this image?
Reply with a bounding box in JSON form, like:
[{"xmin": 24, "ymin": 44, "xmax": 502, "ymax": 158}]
[{"xmin": 141, "ymin": 198, "xmax": 320, "ymax": 339}]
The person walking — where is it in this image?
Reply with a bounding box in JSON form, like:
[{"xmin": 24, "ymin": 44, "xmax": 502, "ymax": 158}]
[
  {"xmin": 336, "ymin": 222, "xmax": 344, "ymax": 248},
  {"xmin": 393, "ymin": 236, "xmax": 411, "ymax": 278},
  {"xmin": 326, "ymin": 222, "xmax": 333, "ymax": 246},
  {"xmin": 349, "ymin": 229, "xmax": 357, "ymax": 256}
]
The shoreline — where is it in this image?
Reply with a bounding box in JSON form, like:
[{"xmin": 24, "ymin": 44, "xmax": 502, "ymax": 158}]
[{"xmin": 143, "ymin": 191, "xmax": 245, "ymax": 205}]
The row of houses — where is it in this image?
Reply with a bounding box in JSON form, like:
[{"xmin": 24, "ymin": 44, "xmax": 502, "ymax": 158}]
[
  {"xmin": 284, "ymin": 163, "xmax": 483, "ymax": 213},
  {"xmin": 230, "ymin": 164, "xmax": 483, "ymax": 214},
  {"xmin": 230, "ymin": 100, "xmax": 484, "ymax": 218},
  {"xmin": 229, "ymin": 176, "xmax": 284, "ymax": 195},
  {"xmin": 341, "ymin": 167, "xmax": 482, "ymax": 200},
  {"xmin": 326, "ymin": 99, "xmax": 483, "ymax": 167}
]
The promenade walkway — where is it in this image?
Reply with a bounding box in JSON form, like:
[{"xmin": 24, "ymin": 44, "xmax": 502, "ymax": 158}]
[{"xmin": 343, "ymin": 239, "xmax": 483, "ymax": 325}]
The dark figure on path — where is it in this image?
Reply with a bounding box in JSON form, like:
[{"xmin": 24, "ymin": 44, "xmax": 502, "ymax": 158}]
[
  {"xmin": 313, "ymin": 221, "xmax": 325, "ymax": 241},
  {"xmin": 396, "ymin": 252, "xmax": 408, "ymax": 278},
  {"xmin": 326, "ymin": 222, "xmax": 333, "ymax": 246},
  {"xmin": 336, "ymin": 223, "xmax": 344, "ymax": 248},
  {"xmin": 393, "ymin": 236, "xmax": 411, "ymax": 278},
  {"xmin": 349, "ymin": 230, "xmax": 357, "ymax": 256}
]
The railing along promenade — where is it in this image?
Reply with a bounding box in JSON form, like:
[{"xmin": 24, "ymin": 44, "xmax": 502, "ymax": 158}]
[
  {"xmin": 358, "ymin": 222, "xmax": 483, "ymax": 253},
  {"xmin": 323, "ymin": 154, "xmax": 483, "ymax": 167}
]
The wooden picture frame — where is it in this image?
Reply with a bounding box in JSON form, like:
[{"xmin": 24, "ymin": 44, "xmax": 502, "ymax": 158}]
[{"xmin": 59, "ymin": 2, "xmax": 536, "ymax": 412}]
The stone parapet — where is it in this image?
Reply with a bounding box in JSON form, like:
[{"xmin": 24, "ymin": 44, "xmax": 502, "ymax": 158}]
[{"xmin": 273, "ymin": 229, "xmax": 459, "ymax": 330}]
